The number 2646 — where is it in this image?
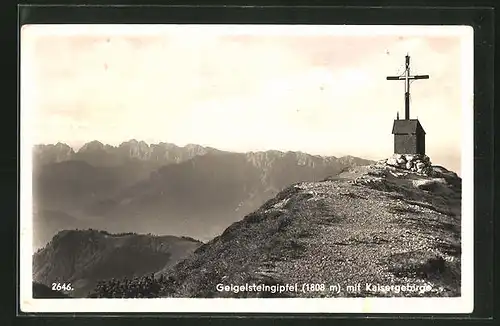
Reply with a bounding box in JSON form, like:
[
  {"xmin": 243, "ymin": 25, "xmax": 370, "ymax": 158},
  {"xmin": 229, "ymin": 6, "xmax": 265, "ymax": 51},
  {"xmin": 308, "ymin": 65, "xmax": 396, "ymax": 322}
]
[{"xmin": 52, "ymin": 283, "xmax": 73, "ymax": 291}]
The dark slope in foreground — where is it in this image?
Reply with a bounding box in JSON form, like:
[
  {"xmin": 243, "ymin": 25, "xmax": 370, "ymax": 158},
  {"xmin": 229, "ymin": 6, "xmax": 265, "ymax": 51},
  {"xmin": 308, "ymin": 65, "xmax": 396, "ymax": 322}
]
[
  {"xmin": 32, "ymin": 282, "xmax": 70, "ymax": 298},
  {"xmin": 155, "ymin": 162, "xmax": 461, "ymax": 298},
  {"xmin": 33, "ymin": 230, "xmax": 202, "ymax": 297}
]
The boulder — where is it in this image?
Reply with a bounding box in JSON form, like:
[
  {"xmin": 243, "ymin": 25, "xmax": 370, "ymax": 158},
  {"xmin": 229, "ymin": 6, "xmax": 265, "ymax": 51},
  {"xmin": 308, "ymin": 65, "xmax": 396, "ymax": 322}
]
[
  {"xmin": 416, "ymin": 162, "xmax": 426, "ymax": 170},
  {"xmin": 423, "ymin": 167, "xmax": 434, "ymax": 176},
  {"xmin": 384, "ymin": 155, "xmax": 435, "ymax": 175},
  {"xmin": 386, "ymin": 157, "xmax": 399, "ymax": 166},
  {"xmin": 396, "ymin": 157, "xmax": 406, "ymax": 165},
  {"xmin": 405, "ymin": 154, "xmax": 416, "ymax": 162},
  {"xmin": 412, "ymin": 178, "xmax": 448, "ymax": 192}
]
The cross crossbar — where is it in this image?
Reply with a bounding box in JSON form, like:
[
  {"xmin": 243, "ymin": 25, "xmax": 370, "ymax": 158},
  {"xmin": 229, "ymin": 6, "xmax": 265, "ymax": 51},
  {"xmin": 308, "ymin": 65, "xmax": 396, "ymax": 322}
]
[{"xmin": 386, "ymin": 55, "xmax": 430, "ymax": 120}]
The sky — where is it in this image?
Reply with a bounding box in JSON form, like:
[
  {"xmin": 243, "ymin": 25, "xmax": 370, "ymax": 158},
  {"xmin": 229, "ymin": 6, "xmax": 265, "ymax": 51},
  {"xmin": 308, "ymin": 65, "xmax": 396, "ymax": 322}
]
[{"xmin": 21, "ymin": 25, "xmax": 473, "ymax": 175}]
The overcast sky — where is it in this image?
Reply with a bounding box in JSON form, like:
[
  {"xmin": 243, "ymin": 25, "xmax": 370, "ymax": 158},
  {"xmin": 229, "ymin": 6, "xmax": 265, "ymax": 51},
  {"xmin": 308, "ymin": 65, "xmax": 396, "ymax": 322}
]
[{"xmin": 21, "ymin": 25, "xmax": 472, "ymax": 174}]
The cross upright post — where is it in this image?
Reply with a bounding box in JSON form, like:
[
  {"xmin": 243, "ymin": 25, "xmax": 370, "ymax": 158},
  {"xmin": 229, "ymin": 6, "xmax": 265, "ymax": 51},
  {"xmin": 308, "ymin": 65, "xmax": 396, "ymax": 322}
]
[{"xmin": 386, "ymin": 54, "xmax": 429, "ymax": 120}]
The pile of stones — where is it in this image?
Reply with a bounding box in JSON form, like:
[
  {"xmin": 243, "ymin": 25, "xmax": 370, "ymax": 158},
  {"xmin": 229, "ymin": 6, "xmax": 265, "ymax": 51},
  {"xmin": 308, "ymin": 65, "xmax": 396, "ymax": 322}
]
[{"xmin": 385, "ymin": 154, "xmax": 433, "ymax": 175}]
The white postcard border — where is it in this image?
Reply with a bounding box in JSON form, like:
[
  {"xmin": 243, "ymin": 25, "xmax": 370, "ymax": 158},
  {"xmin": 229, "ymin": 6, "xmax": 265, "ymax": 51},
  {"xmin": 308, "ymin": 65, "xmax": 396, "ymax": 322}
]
[{"xmin": 19, "ymin": 24, "xmax": 474, "ymax": 314}]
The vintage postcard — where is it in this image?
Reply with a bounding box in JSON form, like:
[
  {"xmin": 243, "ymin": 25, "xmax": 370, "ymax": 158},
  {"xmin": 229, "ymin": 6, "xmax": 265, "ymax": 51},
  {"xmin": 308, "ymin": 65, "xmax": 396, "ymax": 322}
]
[{"xmin": 19, "ymin": 24, "xmax": 473, "ymax": 314}]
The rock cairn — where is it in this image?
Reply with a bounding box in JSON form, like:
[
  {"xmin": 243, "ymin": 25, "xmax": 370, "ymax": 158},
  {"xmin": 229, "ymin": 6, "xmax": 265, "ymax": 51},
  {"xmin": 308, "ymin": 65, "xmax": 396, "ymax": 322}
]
[{"xmin": 385, "ymin": 154, "xmax": 433, "ymax": 175}]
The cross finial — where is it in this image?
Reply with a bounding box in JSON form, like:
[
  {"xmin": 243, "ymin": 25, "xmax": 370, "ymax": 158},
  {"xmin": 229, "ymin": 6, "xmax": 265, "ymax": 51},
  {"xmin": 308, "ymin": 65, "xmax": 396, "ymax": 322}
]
[{"xmin": 386, "ymin": 55, "xmax": 430, "ymax": 120}]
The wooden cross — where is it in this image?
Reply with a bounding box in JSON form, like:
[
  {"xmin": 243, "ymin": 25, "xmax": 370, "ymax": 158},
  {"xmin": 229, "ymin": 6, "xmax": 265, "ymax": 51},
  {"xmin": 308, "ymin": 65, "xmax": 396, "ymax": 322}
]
[{"xmin": 386, "ymin": 54, "xmax": 429, "ymax": 120}]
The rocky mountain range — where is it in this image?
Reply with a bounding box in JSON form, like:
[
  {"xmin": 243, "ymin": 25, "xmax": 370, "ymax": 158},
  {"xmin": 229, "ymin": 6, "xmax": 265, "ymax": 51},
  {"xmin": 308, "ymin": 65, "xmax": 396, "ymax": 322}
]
[
  {"xmin": 33, "ymin": 140, "xmax": 218, "ymax": 167},
  {"xmin": 32, "ymin": 140, "xmax": 373, "ymax": 249}
]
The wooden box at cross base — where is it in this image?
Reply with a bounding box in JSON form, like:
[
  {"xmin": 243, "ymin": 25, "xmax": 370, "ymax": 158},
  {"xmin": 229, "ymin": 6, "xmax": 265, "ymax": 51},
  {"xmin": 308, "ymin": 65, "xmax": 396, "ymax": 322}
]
[{"xmin": 392, "ymin": 119, "xmax": 426, "ymax": 155}]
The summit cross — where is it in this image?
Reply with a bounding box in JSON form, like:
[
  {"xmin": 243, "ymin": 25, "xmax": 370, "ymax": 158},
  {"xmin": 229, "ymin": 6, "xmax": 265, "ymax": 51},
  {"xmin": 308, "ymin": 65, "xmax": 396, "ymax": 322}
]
[{"xmin": 386, "ymin": 54, "xmax": 429, "ymax": 120}]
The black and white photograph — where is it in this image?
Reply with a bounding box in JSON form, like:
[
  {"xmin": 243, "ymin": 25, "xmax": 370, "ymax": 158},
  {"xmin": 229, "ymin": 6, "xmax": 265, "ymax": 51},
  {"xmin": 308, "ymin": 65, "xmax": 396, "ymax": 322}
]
[{"xmin": 20, "ymin": 24, "xmax": 473, "ymax": 313}]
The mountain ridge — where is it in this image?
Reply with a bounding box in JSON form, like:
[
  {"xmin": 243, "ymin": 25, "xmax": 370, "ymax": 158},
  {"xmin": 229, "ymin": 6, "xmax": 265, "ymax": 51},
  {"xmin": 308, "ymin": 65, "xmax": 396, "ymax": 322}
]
[
  {"xmin": 33, "ymin": 140, "xmax": 373, "ymax": 166},
  {"xmin": 33, "ymin": 229, "xmax": 203, "ymax": 297}
]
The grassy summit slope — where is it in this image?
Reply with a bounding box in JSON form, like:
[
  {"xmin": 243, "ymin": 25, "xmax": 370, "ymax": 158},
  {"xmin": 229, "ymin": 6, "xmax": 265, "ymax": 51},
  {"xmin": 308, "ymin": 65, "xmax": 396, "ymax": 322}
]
[{"xmin": 159, "ymin": 162, "xmax": 461, "ymax": 298}]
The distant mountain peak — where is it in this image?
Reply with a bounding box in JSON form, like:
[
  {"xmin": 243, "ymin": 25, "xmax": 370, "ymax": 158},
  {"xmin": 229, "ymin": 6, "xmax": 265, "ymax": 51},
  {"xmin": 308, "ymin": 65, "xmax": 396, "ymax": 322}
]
[
  {"xmin": 33, "ymin": 142, "xmax": 73, "ymax": 151},
  {"xmin": 119, "ymin": 139, "xmax": 149, "ymax": 147},
  {"xmin": 78, "ymin": 140, "xmax": 106, "ymax": 152},
  {"xmin": 32, "ymin": 143, "xmax": 75, "ymax": 165},
  {"xmin": 54, "ymin": 142, "xmax": 72, "ymax": 148},
  {"xmin": 184, "ymin": 143, "xmax": 202, "ymax": 149},
  {"xmin": 154, "ymin": 142, "xmax": 178, "ymax": 148}
]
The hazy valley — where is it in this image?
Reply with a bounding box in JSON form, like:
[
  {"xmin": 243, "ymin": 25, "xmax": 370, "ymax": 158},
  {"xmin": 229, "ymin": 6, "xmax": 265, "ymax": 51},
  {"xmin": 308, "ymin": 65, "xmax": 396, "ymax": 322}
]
[{"xmin": 32, "ymin": 140, "xmax": 373, "ymax": 250}]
